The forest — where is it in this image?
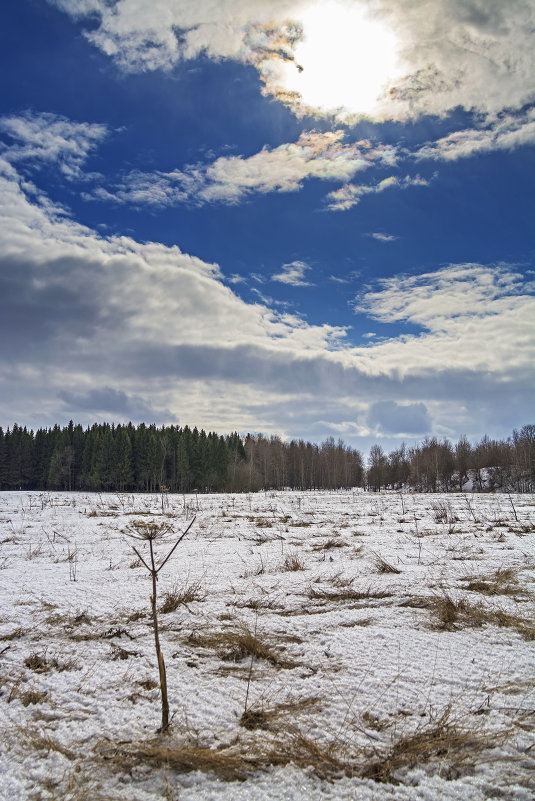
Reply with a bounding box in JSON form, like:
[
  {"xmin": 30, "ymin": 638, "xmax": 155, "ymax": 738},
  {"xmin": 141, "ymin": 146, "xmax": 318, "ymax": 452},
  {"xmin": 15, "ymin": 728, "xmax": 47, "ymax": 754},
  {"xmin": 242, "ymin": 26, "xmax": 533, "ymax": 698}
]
[{"xmin": 0, "ymin": 421, "xmax": 533, "ymax": 493}]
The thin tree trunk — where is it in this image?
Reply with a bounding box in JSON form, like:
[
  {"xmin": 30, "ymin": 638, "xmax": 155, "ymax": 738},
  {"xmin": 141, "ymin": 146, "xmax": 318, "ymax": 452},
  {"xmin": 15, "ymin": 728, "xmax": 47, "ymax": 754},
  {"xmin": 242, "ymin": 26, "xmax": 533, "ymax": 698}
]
[{"xmin": 150, "ymin": 540, "xmax": 169, "ymax": 732}]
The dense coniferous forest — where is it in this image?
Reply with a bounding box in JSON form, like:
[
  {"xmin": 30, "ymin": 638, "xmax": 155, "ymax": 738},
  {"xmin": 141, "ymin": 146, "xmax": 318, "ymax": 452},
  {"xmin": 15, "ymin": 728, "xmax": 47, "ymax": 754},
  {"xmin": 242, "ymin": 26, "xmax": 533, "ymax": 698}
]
[{"xmin": 0, "ymin": 422, "xmax": 533, "ymax": 493}]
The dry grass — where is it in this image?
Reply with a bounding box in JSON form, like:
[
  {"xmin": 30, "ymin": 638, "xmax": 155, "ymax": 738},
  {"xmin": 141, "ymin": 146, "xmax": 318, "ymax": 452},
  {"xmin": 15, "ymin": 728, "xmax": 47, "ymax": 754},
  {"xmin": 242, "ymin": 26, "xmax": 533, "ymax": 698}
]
[
  {"xmin": 0, "ymin": 626, "xmax": 25, "ymax": 640},
  {"xmin": 312, "ymin": 537, "xmax": 348, "ymax": 551},
  {"xmin": 127, "ymin": 610, "xmax": 146, "ymax": 622},
  {"xmin": 187, "ymin": 624, "xmax": 293, "ymax": 667},
  {"xmin": 361, "ymin": 708, "xmax": 510, "ymax": 783},
  {"xmin": 160, "ymin": 579, "xmax": 205, "ymax": 613},
  {"xmin": 308, "ymin": 585, "xmax": 393, "ymax": 604},
  {"xmin": 373, "ymin": 554, "xmax": 402, "ymax": 574},
  {"xmin": 17, "ymin": 724, "xmax": 77, "ymax": 760},
  {"xmin": 282, "ymin": 551, "xmax": 305, "ymax": 572},
  {"xmin": 460, "ymin": 567, "xmax": 523, "ymax": 597},
  {"xmin": 249, "ymin": 517, "xmax": 273, "ymax": 528},
  {"xmin": 8, "ymin": 679, "xmax": 49, "ymax": 706},
  {"xmin": 240, "ymin": 695, "xmax": 321, "ymax": 730},
  {"xmin": 24, "ymin": 651, "xmax": 77, "ymax": 673},
  {"xmin": 235, "ymin": 596, "xmax": 278, "ymax": 611},
  {"xmin": 187, "ymin": 624, "xmax": 299, "ymax": 668},
  {"xmin": 111, "ymin": 729, "xmax": 353, "ymax": 782},
  {"xmin": 107, "ymin": 703, "xmax": 515, "ymax": 786},
  {"xmin": 430, "ymin": 594, "xmax": 535, "ymax": 640}
]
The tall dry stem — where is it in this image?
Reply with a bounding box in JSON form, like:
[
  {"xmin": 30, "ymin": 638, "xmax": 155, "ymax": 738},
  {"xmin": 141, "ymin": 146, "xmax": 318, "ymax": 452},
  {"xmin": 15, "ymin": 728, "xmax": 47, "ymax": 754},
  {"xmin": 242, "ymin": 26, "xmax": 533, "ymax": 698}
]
[{"xmin": 127, "ymin": 517, "xmax": 195, "ymax": 732}]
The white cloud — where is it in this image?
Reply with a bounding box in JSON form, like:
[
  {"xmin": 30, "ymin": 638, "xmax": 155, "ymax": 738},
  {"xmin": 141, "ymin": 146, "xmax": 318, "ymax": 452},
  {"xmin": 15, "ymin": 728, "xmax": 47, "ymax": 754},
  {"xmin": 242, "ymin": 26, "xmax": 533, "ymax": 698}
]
[
  {"xmin": 367, "ymin": 232, "xmax": 399, "ymax": 242},
  {"xmin": 272, "ymin": 260, "xmax": 312, "ymax": 286},
  {"xmin": 91, "ymin": 131, "xmax": 393, "ymax": 207},
  {"xmin": 0, "ymin": 111, "xmax": 107, "ymax": 179},
  {"xmin": 415, "ymin": 108, "xmax": 535, "ymax": 161},
  {"xmin": 0, "ymin": 154, "xmax": 532, "ymax": 444},
  {"xmin": 48, "ymin": 1, "xmax": 535, "ymax": 121},
  {"xmin": 353, "ymin": 263, "xmax": 535, "ymax": 375},
  {"xmin": 325, "ymin": 174, "xmax": 428, "ymax": 211}
]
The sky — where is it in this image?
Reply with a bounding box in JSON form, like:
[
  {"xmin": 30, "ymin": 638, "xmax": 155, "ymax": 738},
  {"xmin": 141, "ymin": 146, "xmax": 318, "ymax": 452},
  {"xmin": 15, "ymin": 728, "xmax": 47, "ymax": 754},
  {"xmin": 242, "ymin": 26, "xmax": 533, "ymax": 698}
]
[{"xmin": 0, "ymin": 0, "xmax": 534, "ymax": 454}]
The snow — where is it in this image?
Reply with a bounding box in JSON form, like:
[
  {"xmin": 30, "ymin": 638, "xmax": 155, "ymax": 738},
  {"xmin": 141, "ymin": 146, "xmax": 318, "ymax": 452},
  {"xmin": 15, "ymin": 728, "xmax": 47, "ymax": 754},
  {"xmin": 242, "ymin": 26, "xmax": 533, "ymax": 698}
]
[{"xmin": 0, "ymin": 490, "xmax": 533, "ymax": 800}]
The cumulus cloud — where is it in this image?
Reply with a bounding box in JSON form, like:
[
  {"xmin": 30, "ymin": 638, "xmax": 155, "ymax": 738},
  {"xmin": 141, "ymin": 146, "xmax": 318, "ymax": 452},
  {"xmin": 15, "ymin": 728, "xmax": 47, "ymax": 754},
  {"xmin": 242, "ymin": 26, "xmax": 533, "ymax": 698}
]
[
  {"xmin": 48, "ymin": 0, "xmax": 535, "ymax": 122},
  {"xmin": 272, "ymin": 260, "xmax": 312, "ymax": 286},
  {"xmin": 325, "ymin": 174, "xmax": 428, "ymax": 211},
  {"xmin": 0, "ymin": 111, "xmax": 107, "ymax": 179},
  {"xmin": 0, "ymin": 151, "xmax": 532, "ymax": 443},
  {"xmin": 367, "ymin": 400, "xmax": 431, "ymax": 435}
]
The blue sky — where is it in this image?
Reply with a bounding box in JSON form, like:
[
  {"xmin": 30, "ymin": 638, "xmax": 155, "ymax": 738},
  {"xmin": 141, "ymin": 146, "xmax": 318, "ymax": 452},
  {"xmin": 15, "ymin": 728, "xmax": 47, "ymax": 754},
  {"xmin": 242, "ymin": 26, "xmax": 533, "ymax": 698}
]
[{"xmin": 0, "ymin": 0, "xmax": 533, "ymax": 453}]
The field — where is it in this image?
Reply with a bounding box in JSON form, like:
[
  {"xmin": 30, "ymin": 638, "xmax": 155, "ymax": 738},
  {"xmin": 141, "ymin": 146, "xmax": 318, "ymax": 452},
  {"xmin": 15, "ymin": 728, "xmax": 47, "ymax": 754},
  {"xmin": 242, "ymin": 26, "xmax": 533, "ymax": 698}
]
[{"xmin": 0, "ymin": 490, "xmax": 533, "ymax": 801}]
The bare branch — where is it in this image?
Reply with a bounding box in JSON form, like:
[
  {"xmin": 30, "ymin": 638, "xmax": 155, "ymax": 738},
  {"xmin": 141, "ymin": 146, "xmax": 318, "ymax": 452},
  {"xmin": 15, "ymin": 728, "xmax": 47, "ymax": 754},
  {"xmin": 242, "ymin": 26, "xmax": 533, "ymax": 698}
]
[
  {"xmin": 131, "ymin": 545, "xmax": 151, "ymax": 573},
  {"xmin": 156, "ymin": 517, "xmax": 196, "ymax": 575}
]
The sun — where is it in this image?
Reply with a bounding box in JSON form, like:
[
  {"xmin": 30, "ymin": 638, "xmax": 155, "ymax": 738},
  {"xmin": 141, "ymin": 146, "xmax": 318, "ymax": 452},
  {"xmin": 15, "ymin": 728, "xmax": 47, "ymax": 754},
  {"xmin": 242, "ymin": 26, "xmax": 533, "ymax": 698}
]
[{"xmin": 280, "ymin": 0, "xmax": 403, "ymax": 117}]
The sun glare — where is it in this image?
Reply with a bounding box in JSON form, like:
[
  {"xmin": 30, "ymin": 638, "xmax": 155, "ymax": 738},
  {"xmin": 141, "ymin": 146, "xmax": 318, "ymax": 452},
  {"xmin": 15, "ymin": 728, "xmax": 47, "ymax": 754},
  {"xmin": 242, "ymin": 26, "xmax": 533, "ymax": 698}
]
[{"xmin": 281, "ymin": 0, "xmax": 403, "ymax": 116}]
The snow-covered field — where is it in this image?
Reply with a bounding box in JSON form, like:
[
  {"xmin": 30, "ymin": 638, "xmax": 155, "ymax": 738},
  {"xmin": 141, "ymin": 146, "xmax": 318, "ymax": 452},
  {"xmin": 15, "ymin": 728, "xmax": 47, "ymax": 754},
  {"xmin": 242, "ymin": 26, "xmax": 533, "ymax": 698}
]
[{"xmin": 0, "ymin": 490, "xmax": 533, "ymax": 801}]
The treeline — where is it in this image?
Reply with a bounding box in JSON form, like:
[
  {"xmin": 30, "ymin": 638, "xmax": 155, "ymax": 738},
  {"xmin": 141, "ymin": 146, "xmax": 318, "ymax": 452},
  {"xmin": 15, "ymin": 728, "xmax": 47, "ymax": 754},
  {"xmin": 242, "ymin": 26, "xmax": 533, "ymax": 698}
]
[
  {"xmin": 0, "ymin": 421, "xmax": 533, "ymax": 493},
  {"xmin": 367, "ymin": 426, "xmax": 534, "ymax": 493}
]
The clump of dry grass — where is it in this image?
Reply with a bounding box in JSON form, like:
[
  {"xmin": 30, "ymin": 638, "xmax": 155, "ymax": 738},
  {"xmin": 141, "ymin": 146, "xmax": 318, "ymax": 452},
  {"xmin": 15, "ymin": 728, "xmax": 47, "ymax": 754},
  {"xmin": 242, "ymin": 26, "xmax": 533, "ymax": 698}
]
[
  {"xmin": 187, "ymin": 624, "xmax": 299, "ymax": 668},
  {"xmin": 308, "ymin": 585, "xmax": 392, "ymax": 604},
  {"xmin": 235, "ymin": 596, "xmax": 278, "ymax": 611},
  {"xmin": 460, "ymin": 567, "xmax": 522, "ymax": 597},
  {"xmin": 312, "ymin": 537, "xmax": 347, "ymax": 551},
  {"xmin": 249, "ymin": 517, "xmax": 273, "ymax": 528},
  {"xmin": 8, "ymin": 680, "xmax": 48, "ymax": 706},
  {"xmin": 0, "ymin": 626, "xmax": 25, "ymax": 641},
  {"xmin": 127, "ymin": 610, "xmax": 146, "ymax": 622},
  {"xmin": 17, "ymin": 724, "xmax": 77, "ymax": 760},
  {"xmin": 282, "ymin": 551, "xmax": 305, "ymax": 572},
  {"xmin": 239, "ymin": 695, "xmax": 321, "ymax": 731},
  {"xmin": 111, "ymin": 729, "xmax": 353, "ymax": 782},
  {"xmin": 429, "ymin": 594, "xmax": 535, "ymax": 640},
  {"xmin": 361, "ymin": 707, "xmax": 509, "ymax": 783},
  {"xmin": 138, "ymin": 678, "xmax": 158, "ymax": 691},
  {"xmin": 159, "ymin": 579, "xmax": 205, "ymax": 613},
  {"xmin": 24, "ymin": 651, "xmax": 77, "ymax": 673},
  {"xmin": 373, "ymin": 554, "xmax": 402, "ymax": 574},
  {"xmin": 121, "ymin": 740, "xmax": 256, "ymax": 781}
]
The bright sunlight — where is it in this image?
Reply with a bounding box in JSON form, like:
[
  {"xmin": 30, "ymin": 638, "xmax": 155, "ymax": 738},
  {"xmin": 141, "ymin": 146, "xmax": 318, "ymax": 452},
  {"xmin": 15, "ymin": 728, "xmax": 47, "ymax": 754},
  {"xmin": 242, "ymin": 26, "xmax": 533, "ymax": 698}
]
[{"xmin": 281, "ymin": 0, "xmax": 404, "ymax": 116}]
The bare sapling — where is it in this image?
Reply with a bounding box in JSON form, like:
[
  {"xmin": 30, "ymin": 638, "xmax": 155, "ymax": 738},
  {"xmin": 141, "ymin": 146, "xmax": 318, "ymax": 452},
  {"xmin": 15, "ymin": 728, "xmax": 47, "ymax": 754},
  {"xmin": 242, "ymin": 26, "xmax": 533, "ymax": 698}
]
[{"xmin": 127, "ymin": 516, "xmax": 195, "ymax": 732}]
